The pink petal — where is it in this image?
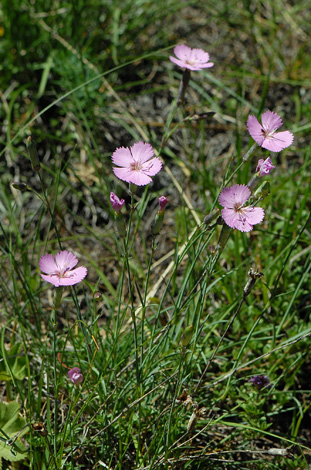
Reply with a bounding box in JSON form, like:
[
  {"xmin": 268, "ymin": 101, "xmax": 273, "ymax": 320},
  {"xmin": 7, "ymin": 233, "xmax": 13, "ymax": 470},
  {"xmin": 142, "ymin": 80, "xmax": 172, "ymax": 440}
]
[
  {"xmin": 247, "ymin": 115, "xmax": 265, "ymax": 146},
  {"xmin": 219, "ymin": 184, "xmax": 251, "ymax": 208},
  {"xmin": 113, "ymin": 167, "xmax": 133, "ymax": 183},
  {"xmin": 222, "ymin": 206, "xmax": 264, "ymax": 232},
  {"xmin": 261, "ymin": 110, "xmax": 282, "ymax": 131},
  {"xmin": 190, "ymin": 48, "xmax": 210, "ymax": 63},
  {"xmin": 40, "ymin": 273, "xmax": 61, "ymax": 287},
  {"xmin": 169, "ymin": 56, "xmax": 188, "ymax": 68},
  {"xmin": 193, "ymin": 62, "xmax": 214, "ymax": 70},
  {"xmin": 173, "ymin": 44, "xmax": 192, "ymax": 61},
  {"xmin": 131, "ymin": 142, "xmax": 154, "ymax": 163},
  {"xmin": 233, "ymin": 216, "xmax": 254, "ymax": 232},
  {"xmin": 262, "ymin": 131, "xmax": 294, "ymax": 152},
  {"xmin": 59, "ymin": 267, "xmax": 88, "ymax": 286},
  {"xmin": 55, "ymin": 251, "xmax": 78, "ymax": 270},
  {"xmin": 127, "ymin": 171, "xmax": 152, "ymax": 186},
  {"xmin": 112, "ymin": 147, "xmax": 133, "ymax": 167},
  {"xmin": 39, "ymin": 254, "xmax": 58, "ymax": 274},
  {"xmin": 141, "ymin": 157, "xmax": 162, "ymax": 176},
  {"xmin": 221, "ymin": 208, "xmax": 239, "ymax": 228},
  {"xmin": 243, "ymin": 206, "xmax": 265, "ymax": 225}
]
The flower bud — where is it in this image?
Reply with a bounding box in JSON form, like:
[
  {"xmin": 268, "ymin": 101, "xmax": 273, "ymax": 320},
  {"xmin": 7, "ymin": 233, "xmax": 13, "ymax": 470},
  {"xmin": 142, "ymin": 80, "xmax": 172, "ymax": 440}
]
[
  {"xmin": 110, "ymin": 192, "xmax": 125, "ymax": 213},
  {"xmin": 249, "ymin": 374, "xmax": 271, "ymax": 391},
  {"xmin": 68, "ymin": 367, "xmax": 83, "ymax": 386},
  {"xmin": 256, "ymin": 157, "xmax": 275, "ymax": 176},
  {"xmin": 12, "ymin": 182, "xmax": 28, "ymax": 192},
  {"xmin": 243, "ymin": 268, "xmax": 263, "ymax": 298},
  {"xmin": 158, "ymin": 196, "xmax": 168, "ymax": 212},
  {"xmin": 151, "ymin": 196, "xmax": 168, "ymax": 236}
]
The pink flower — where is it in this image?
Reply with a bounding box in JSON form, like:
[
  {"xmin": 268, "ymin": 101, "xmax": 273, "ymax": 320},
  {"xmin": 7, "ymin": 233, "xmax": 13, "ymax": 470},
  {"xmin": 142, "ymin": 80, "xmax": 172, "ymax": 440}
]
[
  {"xmin": 219, "ymin": 184, "xmax": 265, "ymax": 232},
  {"xmin": 110, "ymin": 192, "xmax": 125, "ymax": 212},
  {"xmin": 39, "ymin": 250, "xmax": 87, "ymax": 287},
  {"xmin": 112, "ymin": 142, "xmax": 162, "ymax": 186},
  {"xmin": 68, "ymin": 367, "xmax": 83, "ymax": 385},
  {"xmin": 170, "ymin": 44, "xmax": 214, "ymax": 71},
  {"xmin": 256, "ymin": 157, "xmax": 275, "ymax": 176},
  {"xmin": 158, "ymin": 196, "xmax": 168, "ymax": 211},
  {"xmin": 247, "ymin": 110, "xmax": 294, "ymax": 152}
]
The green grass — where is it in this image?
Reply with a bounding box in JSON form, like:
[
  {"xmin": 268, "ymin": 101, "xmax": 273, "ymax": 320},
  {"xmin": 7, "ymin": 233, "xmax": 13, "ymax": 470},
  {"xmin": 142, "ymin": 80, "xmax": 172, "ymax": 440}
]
[{"xmin": 0, "ymin": 0, "xmax": 311, "ymax": 468}]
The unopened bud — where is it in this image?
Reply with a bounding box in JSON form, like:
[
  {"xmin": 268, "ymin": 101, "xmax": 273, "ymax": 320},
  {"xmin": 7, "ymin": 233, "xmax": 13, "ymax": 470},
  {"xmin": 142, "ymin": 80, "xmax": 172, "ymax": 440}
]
[
  {"xmin": 68, "ymin": 367, "xmax": 83, "ymax": 386},
  {"xmin": 254, "ymin": 181, "xmax": 270, "ymax": 199},
  {"xmin": 256, "ymin": 157, "xmax": 275, "ymax": 176},
  {"xmin": 151, "ymin": 196, "xmax": 168, "ymax": 236},
  {"xmin": 203, "ymin": 208, "xmax": 220, "ymax": 225},
  {"xmin": 12, "ymin": 182, "xmax": 28, "ymax": 192},
  {"xmin": 216, "ymin": 223, "xmax": 231, "ymax": 251},
  {"xmin": 243, "ymin": 268, "xmax": 263, "ymax": 298},
  {"xmin": 184, "ymin": 111, "xmax": 215, "ymax": 122},
  {"xmin": 94, "ymin": 292, "xmax": 102, "ymax": 301},
  {"xmin": 158, "ymin": 196, "xmax": 168, "ymax": 212},
  {"xmin": 110, "ymin": 192, "xmax": 125, "ymax": 213}
]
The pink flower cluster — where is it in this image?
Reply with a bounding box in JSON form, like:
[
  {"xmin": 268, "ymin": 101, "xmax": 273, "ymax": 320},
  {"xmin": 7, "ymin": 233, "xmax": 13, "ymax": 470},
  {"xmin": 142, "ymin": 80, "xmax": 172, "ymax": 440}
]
[{"xmin": 218, "ymin": 110, "xmax": 294, "ymax": 232}]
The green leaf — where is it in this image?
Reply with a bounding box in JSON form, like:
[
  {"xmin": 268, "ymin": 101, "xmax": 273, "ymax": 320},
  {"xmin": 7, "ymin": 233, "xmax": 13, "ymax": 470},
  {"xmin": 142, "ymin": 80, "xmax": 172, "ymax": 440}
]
[{"xmin": 0, "ymin": 401, "xmax": 28, "ymax": 462}]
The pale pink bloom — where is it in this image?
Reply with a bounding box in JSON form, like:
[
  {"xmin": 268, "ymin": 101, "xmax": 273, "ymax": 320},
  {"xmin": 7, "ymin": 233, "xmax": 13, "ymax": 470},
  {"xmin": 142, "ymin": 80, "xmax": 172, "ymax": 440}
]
[
  {"xmin": 169, "ymin": 44, "xmax": 214, "ymax": 71},
  {"xmin": 112, "ymin": 142, "xmax": 162, "ymax": 186},
  {"xmin": 39, "ymin": 251, "xmax": 87, "ymax": 287},
  {"xmin": 219, "ymin": 184, "xmax": 264, "ymax": 232},
  {"xmin": 110, "ymin": 192, "xmax": 125, "ymax": 212},
  {"xmin": 158, "ymin": 196, "xmax": 168, "ymax": 211},
  {"xmin": 256, "ymin": 157, "xmax": 275, "ymax": 176},
  {"xmin": 68, "ymin": 367, "xmax": 83, "ymax": 385},
  {"xmin": 247, "ymin": 110, "xmax": 294, "ymax": 152}
]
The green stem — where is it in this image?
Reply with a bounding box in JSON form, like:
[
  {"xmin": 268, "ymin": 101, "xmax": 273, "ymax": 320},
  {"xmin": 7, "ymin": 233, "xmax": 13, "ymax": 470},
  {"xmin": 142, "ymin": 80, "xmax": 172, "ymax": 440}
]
[
  {"xmin": 51, "ymin": 287, "xmax": 63, "ymax": 463},
  {"xmin": 124, "ymin": 194, "xmax": 140, "ymax": 386}
]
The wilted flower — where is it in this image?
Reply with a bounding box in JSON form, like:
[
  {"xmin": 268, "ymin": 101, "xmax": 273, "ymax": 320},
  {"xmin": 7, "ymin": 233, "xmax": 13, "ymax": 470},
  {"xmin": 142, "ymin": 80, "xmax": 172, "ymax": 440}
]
[
  {"xmin": 112, "ymin": 142, "xmax": 162, "ymax": 186},
  {"xmin": 110, "ymin": 192, "xmax": 125, "ymax": 212},
  {"xmin": 169, "ymin": 44, "xmax": 214, "ymax": 71},
  {"xmin": 219, "ymin": 184, "xmax": 264, "ymax": 232},
  {"xmin": 68, "ymin": 367, "xmax": 83, "ymax": 385},
  {"xmin": 247, "ymin": 110, "xmax": 294, "ymax": 152},
  {"xmin": 39, "ymin": 251, "xmax": 87, "ymax": 287},
  {"xmin": 256, "ymin": 157, "xmax": 275, "ymax": 176},
  {"xmin": 249, "ymin": 375, "xmax": 271, "ymax": 390}
]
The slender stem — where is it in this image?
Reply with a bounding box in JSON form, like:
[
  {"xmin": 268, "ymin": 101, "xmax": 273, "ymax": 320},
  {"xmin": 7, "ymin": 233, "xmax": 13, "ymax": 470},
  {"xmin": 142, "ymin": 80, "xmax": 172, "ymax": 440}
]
[
  {"xmin": 37, "ymin": 171, "xmax": 62, "ymax": 250},
  {"xmin": 161, "ymin": 70, "xmax": 190, "ymax": 150},
  {"xmin": 124, "ymin": 193, "xmax": 140, "ymax": 386},
  {"xmin": 51, "ymin": 287, "xmax": 63, "ymax": 463},
  {"xmin": 225, "ymin": 142, "xmax": 258, "ymax": 187}
]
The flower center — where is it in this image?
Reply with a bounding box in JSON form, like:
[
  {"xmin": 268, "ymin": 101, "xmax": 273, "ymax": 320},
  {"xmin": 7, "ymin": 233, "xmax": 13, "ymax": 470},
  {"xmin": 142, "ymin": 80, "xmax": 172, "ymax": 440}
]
[
  {"xmin": 50, "ymin": 266, "xmax": 72, "ymax": 278},
  {"xmin": 130, "ymin": 160, "xmax": 142, "ymax": 171},
  {"xmin": 233, "ymin": 202, "xmax": 243, "ymax": 212},
  {"xmin": 261, "ymin": 126, "xmax": 275, "ymax": 139}
]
